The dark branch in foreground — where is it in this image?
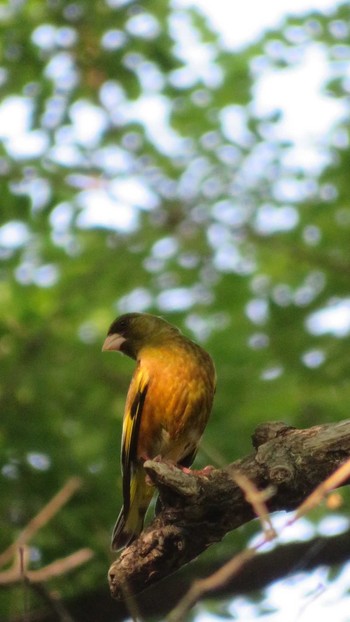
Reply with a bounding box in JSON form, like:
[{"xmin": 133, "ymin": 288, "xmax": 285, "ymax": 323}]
[{"xmin": 108, "ymin": 419, "xmax": 350, "ymax": 599}]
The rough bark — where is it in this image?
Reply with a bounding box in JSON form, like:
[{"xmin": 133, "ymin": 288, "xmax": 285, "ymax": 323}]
[{"xmin": 108, "ymin": 419, "xmax": 350, "ymax": 600}]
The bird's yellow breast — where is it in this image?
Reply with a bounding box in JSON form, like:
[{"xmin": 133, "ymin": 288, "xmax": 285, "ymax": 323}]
[{"xmin": 127, "ymin": 341, "xmax": 215, "ymax": 463}]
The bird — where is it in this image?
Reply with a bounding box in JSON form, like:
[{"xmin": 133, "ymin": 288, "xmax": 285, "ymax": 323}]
[{"xmin": 102, "ymin": 312, "xmax": 216, "ymax": 550}]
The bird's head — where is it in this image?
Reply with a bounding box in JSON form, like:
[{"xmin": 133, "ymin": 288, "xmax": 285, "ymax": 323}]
[{"xmin": 102, "ymin": 312, "xmax": 180, "ymax": 359}]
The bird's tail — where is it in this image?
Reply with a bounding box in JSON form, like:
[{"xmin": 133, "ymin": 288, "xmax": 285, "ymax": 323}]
[{"xmin": 111, "ymin": 466, "xmax": 154, "ymax": 550}]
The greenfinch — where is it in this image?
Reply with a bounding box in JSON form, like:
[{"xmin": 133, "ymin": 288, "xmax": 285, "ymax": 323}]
[{"xmin": 103, "ymin": 312, "xmax": 216, "ymax": 550}]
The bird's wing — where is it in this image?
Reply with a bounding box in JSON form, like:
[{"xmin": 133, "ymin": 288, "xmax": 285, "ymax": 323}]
[{"xmin": 121, "ymin": 364, "xmax": 149, "ymax": 515}]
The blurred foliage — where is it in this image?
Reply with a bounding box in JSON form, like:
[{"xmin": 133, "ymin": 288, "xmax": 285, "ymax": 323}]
[{"xmin": 1, "ymin": 0, "xmax": 350, "ymax": 619}]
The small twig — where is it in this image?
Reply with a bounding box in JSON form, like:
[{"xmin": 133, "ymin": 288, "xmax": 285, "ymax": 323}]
[
  {"xmin": 291, "ymin": 456, "xmax": 350, "ymax": 522},
  {"xmin": 167, "ymin": 548, "xmax": 257, "ymax": 622},
  {"xmin": 0, "ymin": 477, "xmax": 90, "ymax": 622},
  {"xmin": 27, "ymin": 549, "xmax": 93, "ymax": 584},
  {"xmin": 0, "ymin": 477, "xmax": 82, "ymax": 569},
  {"xmin": 232, "ymin": 472, "xmax": 276, "ymax": 539},
  {"xmin": 0, "ymin": 549, "xmax": 93, "ymax": 585},
  {"xmin": 20, "ymin": 547, "xmax": 30, "ymax": 622}
]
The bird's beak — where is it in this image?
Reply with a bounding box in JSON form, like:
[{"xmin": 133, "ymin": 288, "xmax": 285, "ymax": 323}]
[{"xmin": 102, "ymin": 333, "xmax": 126, "ymax": 352}]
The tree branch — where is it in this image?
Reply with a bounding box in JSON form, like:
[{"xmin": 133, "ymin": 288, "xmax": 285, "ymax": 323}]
[{"xmin": 108, "ymin": 419, "xmax": 350, "ymax": 599}]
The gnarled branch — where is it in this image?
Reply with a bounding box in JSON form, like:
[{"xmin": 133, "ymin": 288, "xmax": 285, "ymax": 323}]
[{"xmin": 108, "ymin": 419, "xmax": 350, "ymax": 599}]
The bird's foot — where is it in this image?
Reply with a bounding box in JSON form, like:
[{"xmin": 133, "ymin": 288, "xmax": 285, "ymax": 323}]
[{"xmin": 180, "ymin": 464, "xmax": 215, "ymax": 478}]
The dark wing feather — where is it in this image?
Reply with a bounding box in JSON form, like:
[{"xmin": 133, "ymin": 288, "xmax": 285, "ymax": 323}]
[{"xmin": 121, "ymin": 366, "xmax": 149, "ymax": 515}]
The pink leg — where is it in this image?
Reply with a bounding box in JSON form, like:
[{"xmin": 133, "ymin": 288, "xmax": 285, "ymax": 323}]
[{"xmin": 179, "ymin": 465, "xmax": 215, "ymax": 477}]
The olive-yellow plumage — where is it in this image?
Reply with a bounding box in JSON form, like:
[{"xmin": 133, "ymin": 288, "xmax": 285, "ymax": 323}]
[{"xmin": 102, "ymin": 312, "xmax": 216, "ymax": 550}]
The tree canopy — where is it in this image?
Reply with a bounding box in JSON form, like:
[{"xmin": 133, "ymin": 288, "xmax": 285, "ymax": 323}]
[{"xmin": 1, "ymin": 1, "xmax": 350, "ymax": 620}]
